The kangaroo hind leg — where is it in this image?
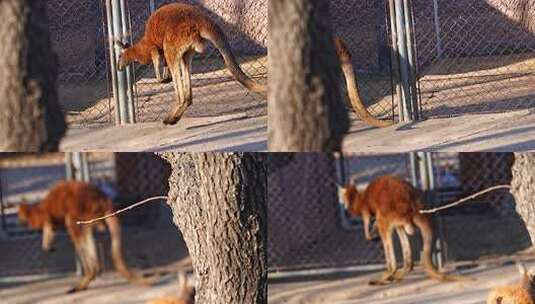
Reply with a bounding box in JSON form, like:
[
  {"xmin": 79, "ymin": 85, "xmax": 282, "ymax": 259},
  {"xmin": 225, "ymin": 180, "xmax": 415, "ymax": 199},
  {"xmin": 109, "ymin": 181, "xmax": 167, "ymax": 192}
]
[
  {"xmin": 65, "ymin": 217, "xmax": 98, "ymax": 293},
  {"xmin": 369, "ymin": 218, "xmax": 397, "ymax": 285},
  {"xmin": 392, "ymin": 227, "xmax": 413, "ymax": 281},
  {"xmin": 163, "ymin": 47, "xmax": 196, "ymax": 125}
]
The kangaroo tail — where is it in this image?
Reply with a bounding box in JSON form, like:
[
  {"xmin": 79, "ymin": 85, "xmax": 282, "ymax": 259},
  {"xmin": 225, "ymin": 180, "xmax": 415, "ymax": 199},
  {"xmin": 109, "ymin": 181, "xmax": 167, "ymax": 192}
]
[
  {"xmin": 413, "ymin": 214, "xmax": 473, "ymax": 282},
  {"xmin": 201, "ymin": 25, "xmax": 267, "ymax": 96},
  {"xmin": 334, "ymin": 37, "xmax": 393, "ymax": 128},
  {"xmin": 105, "ymin": 216, "xmax": 159, "ymax": 286}
]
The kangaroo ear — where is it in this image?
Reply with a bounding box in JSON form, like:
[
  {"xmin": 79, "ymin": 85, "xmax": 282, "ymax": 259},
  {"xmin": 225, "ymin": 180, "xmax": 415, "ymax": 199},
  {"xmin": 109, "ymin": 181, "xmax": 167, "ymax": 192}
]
[{"xmin": 114, "ymin": 40, "xmax": 130, "ymax": 49}]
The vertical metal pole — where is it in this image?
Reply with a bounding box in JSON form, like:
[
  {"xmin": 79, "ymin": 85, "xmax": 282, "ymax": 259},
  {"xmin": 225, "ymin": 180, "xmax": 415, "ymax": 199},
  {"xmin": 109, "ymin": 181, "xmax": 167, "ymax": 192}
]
[
  {"xmin": 338, "ymin": 153, "xmax": 346, "ymax": 185},
  {"xmin": 417, "ymin": 152, "xmax": 444, "ymax": 269},
  {"xmin": 120, "ymin": 0, "xmax": 136, "ymax": 123},
  {"xmin": 0, "ymin": 171, "xmax": 5, "ymax": 231},
  {"xmin": 433, "ymin": 0, "xmax": 443, "ymax": 58},
  {"xmin": 64, "ymin": 153, "xmax": 83, "ymax": 277},
  {"xmin": 388, "ymin": 0, "xmax": 404, "ymax": 121},
  {"xmin": 394, "ymin": 0, "xmax": 412, "ymax": 122},
  {"xmin": 409, "ymin": 152, "xmax": 418, "ymax": 187},
  {"xmin": 111, "ymin": 0, "xmax": 129, "ymax": 125},
  {"xmin": 403, "ymin": 0, "xmax": 420, "ymax": 120},
  {"xmin": 65, "ymin": 153, "xmax": 74, "ymax": 180},
  {"xmin": 106, "ymin": 0, "xmax": 121, "ymax": 124},
  {"xmin": 149, "ymin": 0, "xmax": 156, "ymax": 13}
]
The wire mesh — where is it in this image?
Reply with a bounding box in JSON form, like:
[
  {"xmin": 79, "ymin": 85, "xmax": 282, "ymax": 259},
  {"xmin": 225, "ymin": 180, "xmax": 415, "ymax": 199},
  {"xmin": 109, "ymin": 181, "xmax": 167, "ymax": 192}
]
[
  {"xmin": 267, "ymin": 153, "xmax": 412, "ymax": 272},
  {"xmin": 268, "ymin": 153, "xmax": 532, "ymax": 273},
  {"xmin": 412, "ymin": 0, "xmax": 535, "ymax": 117},
  {"xmin": 46, "ymin": 0, "xmax": 266, "ymax": 127},
  {"xmin": 0, "ymin": 153, "xmax": 184, "ymax": 277},
  {"xmin": 330, "ymin": 0, "xmax": 396, "ymax": 120},
  {"xmin": 47, "ymin": 1, "xmax": 113, "ymax": 127},
  {"xmin": 431, "ymin": 153, "xmax": 531, "ymax": 262},
  {"xmin": 127, "ymin": 0, "xmax": 267, "ymax": 123}
]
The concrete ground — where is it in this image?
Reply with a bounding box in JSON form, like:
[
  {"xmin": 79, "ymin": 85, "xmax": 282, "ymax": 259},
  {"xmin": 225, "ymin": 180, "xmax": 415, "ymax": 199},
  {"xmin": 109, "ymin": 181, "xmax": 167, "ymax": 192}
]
[
  {"xmin": 60, "ymin": 113, "xmax": 266, "ymax": 152},
  {"xmin": 0, "ymin": 269, "xmax": 188, "ymax": 304},
  {"xmin": 268, "ymin": 258, "xmax": 535, "ymax": 304},
  {"xmin": 344, "ymin": 109, "xmax": 535, "ymax": 152}
]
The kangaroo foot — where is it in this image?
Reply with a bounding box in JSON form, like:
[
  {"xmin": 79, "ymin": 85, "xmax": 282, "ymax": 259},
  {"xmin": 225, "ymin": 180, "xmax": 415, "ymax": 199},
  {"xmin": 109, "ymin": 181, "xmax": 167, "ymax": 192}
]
[{"xmin": 369, "ymin": 271, "xmax": 396, "ymax": 285}]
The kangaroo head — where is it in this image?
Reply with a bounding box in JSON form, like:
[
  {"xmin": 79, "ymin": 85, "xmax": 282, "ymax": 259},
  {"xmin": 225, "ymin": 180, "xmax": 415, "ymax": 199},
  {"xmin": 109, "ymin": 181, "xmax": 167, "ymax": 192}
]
[
  {"xmin": 18, "ymin": 203, "xmax": 45, "ymax": 229},
  {"xmin": 487, "ymin": 263, "xmax": 535, "ymax": 304}
]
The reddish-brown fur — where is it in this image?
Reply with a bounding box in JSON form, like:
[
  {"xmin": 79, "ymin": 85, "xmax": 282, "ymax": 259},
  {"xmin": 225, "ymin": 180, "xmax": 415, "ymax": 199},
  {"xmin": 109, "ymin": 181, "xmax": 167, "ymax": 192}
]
[
  {"xmin": 118, "ymin": 3, "xmax": 266, "ymax": 125},
  {"xmin": 340, "ymin": 175, "xmax": 469, "ymax": 284},
  {"xmin": 18, "ymin": 181, "xmax": 158, "ymax": 293},
  {"xmin": 334, "ymin": 37, "xmax": 393, "ymax": 128},
  {"xmin": 487, "ymin": 263, "xmax": 534, "ymax": 304}
]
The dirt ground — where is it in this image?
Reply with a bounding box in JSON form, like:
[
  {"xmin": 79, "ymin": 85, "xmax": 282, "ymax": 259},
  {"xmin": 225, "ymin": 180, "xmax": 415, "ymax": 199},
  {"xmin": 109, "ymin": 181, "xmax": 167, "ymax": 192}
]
[
  {"xmin": 58, "ymin": 56, "xmax": 267, "ymax": 151},
  {"xmin": 268, "ymin": 255, "xmax": 535, "ymax": 304},
  {"xmin": 0, "ymin": 267, "xmax": 189, "ymax": 304},
  {"xmin": 344, "ymin": 108, "xmax": 535, "ymax": 152}
]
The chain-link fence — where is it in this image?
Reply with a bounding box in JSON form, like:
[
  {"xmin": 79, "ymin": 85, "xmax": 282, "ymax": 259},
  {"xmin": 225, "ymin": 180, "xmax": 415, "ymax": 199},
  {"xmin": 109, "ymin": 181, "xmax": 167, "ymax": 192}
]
[
  {"xmin": 48, "ymin": 0, "xmax": 267, "ymax": 127},
  {"xmin": 330, "ymin": 1, "xmax": 396, "ymax": 120},
  {"xmin": 413, "ymin": 1, "xmax": 535, "ymax": 118},
  {"xmin": 48, "ymin": 1, "xmax": 113, "ymax": 127},
  {"xmin": 0, "ymin": 153, "xmax": 185, "ymax": 278},
  {"xmin": 268, "ymin": 152, "xmax": 531, "ymax": 273},
  {"xmin": 329, "ymin": 0, "xmax": 535, "ymax": 122}
]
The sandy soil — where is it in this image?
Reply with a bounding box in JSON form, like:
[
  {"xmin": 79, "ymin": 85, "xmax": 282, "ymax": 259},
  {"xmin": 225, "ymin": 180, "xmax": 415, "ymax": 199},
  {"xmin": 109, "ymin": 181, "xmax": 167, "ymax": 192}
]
[
  {"xmin": 0, "ymin": 268, "xmax": 189, "ymax": 304},
  {"xmin": 268, "ymin": 257, "xmax": 535, "ymax": 304},
  {"xmin": 60, "ymin": 113, "xmax": 266, "ymax": 152},
  {"xmin": 344, "ymin": 109, "xmax": 535, "ymax": 152}
]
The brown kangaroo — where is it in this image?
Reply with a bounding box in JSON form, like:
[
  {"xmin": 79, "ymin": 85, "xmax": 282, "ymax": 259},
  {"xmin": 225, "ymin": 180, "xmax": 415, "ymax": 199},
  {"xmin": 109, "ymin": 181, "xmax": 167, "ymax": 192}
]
[
  {"xmin": 338, "ymin": 175, "xmax": 469, "ymax": 285},
  {"xmin": 18, "ymin": 181, "xmax": 158, "ymax": 293},
  {"xmin": 117, "ymin": 3, "xmax": 266, "ymax": 125}
]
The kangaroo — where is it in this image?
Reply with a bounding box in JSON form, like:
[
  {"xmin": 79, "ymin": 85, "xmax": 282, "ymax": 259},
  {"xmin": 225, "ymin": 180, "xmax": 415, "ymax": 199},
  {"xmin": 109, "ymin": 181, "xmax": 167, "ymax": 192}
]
[
  {"xmin": 334, "ymin": 37, "xmax": 394, "ymax": 128},
  {"xmin": 117, "ymin": 3, "xmax": 266, "ymax": 125},
  {"xmin": 18, "ymin": 181, "xmax": 158, "ymax": 293},
  {"xmin": 338, "ymin": 175, "xmax": 469, "ymax": 285},
  {"xmin": 487, "ymin": 263, "xmax": 534, "ymax": 304},
  {"xmin": 147, "ymin": 271, "xmax": 195, "ymax": 304}
]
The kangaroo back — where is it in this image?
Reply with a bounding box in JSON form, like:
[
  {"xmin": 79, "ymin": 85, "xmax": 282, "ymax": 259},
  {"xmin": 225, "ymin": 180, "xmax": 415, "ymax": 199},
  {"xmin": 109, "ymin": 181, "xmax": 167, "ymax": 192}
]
[{"xmin": 105, "ymin": 215, "xmax": 159, "ymax": 285}]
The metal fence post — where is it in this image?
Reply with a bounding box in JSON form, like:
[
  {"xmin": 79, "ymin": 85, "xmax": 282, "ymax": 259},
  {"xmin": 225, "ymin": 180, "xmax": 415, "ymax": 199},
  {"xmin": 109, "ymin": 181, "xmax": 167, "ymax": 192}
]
[
  {"xmin": 390, "ymin": 0, "xmax": 419, "ymax": 122},
  {"xmin": 0, "ymin": 171, "xmax": 5, "ymax": 232},
  {"xmin": 106, "ymin": 0, "xmax": 135, "ymax": 125},
  {"xmin": 432, "ymin": 0, "xmax": 443, "ymax": 58},
  {"xmin": 388, "ymin": 0, "xmax": 404, "ymax": 121},
  {"xmin": 416, "ymin": 152, "xmax": 445, "ymax": 270}
]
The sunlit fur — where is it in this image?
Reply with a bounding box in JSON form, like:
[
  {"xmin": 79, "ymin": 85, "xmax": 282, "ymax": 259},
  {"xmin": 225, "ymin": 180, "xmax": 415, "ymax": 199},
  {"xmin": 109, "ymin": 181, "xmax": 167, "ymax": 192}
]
[{"xmin": 340, "ymin": 175, "xmax": 469, "ymax": 285}]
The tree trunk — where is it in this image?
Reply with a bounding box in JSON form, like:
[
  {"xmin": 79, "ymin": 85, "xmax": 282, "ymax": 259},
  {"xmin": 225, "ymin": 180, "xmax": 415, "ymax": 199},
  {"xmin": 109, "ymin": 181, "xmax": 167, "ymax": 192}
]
[
  {"xmin": 268, "ymin": 0, "xmax": 349, "ymax": 151},
  {"xmin": 0, "ymin": 0, "xmax": 66, "ymax": 151},
  {"xmin": 510, "ymin": 153, "xmax": 535, "ymax": 245},
  {"xmin": 160, "ymin": 153, "xmax": 267, "ymax": 304}
]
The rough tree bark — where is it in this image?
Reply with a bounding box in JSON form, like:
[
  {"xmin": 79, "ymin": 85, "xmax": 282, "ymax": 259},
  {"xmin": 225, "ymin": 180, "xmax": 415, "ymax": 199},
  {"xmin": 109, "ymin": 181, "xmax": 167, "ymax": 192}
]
[
  {"xmin": 511, "ymin": 153, "xmax": 535, "ymax": 246},
  {"xmin": 160, "ymin": 153, "xmax": 267, "ymax": 304},
  {"xmin": 268, "ymin": 0, "xmax": 350, "ymax": 151},
  {"xmin": 0, "ymin": 0, "xmax": 66, "ymax": 151}
]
